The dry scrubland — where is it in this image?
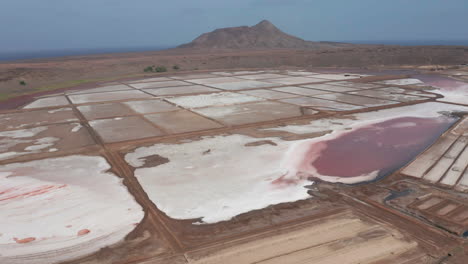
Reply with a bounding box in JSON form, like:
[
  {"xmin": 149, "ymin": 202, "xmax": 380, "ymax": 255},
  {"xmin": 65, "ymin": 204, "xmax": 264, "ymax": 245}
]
[{"xmin": 0, "ymin": 45, "xmax": 467, "ymax": 102}]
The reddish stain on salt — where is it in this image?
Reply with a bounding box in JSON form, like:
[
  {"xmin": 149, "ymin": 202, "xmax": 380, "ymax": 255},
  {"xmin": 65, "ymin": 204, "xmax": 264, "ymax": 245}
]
[
  {"xmin": 272, "ymin": 172, "xmax": 310, "ymax": 185},
  {"xmin": 77, "ymin": 229, "xmax": 90, "ymax": 236},
  {"xmin": 14, "ymin": 237, "xmax": 36, "ymax": 244},
  {"xmin": 0, "ymin": 187, "xmax": 18, "ymax": 195},
  {"xmin": 309, "ymin": 116, "xmax": 455, "ymax": 179},
  {"xmin": 0, "ymin": 184, "xmax": 67, "ymax": 201}
]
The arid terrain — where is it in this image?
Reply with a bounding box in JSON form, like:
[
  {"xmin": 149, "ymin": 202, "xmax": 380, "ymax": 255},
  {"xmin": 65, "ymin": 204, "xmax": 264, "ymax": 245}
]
[
  {"xmin": 1, "ymin": 20, "xmax": 468, "ymax": 264},
  {"xmin": 1, "ymin": 46, "xmax": 467, "ymax": 103},
  {"xmin": 0, "ymin": 20, "xmax": 467, "ymax": 106}
]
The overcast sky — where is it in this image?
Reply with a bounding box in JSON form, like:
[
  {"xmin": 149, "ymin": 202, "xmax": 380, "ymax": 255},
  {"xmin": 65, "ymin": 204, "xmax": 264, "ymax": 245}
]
[{"xmin": 1, "ymin": 0, "xmax": 467, "ymax": 52}]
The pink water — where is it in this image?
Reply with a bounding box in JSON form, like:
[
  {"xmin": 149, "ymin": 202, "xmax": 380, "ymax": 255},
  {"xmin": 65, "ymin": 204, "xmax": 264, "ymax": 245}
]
[
  {"xmin": 415, "ymin": 74, "xmax": 468, "ymax": 92},
  {"xmin": 307, "ymin": 116, "xmax": 456, "ymax": 180}
]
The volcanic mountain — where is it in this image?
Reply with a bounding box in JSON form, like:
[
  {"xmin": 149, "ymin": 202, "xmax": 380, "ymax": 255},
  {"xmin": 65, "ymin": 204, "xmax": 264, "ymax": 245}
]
[{"xmin": 178, "ymin": 20, "xmax": 352, "ymax": 49}]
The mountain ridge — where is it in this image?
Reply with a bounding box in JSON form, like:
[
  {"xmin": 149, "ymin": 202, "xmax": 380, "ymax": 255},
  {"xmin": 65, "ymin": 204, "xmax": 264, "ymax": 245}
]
[{"xmin": 178, "ymin": 20, "xmax": 353, "ymax": 50}]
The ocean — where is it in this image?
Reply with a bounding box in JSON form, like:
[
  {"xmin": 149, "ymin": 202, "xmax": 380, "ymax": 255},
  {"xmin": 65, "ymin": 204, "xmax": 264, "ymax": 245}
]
[
  {"xmin": 345, "ymin": 40, "xmax": 468, "ymax": 46},
  {"xmin": 0, "ymin": 46, "xmax": 173, "ymax": 62},
  {"xmin": 1, "ymin": 40, "xmax": 467, "ymax": 62}
]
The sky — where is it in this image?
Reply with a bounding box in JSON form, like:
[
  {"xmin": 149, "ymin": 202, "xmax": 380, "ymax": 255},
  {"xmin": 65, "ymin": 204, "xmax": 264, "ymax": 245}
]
[{"xmin": 1, "ymin": 0, "xmax": 467, "ymax": 52}]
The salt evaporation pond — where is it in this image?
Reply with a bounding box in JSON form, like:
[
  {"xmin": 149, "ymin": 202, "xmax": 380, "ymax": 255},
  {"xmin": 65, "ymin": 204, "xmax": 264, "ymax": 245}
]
[
  {"xmin": 127, "ymin": 116, "xmax": 459, "ymax": 223},
  {"xmin": 275, "ymin": 115, "xmax": 460, "ymax": 185},
  {"xmin": 414, "ymin": 74, "xmax": 468, "ymax": 105},
  {"xmin": 0, "ymin": 156, "xmax": 144, "ymax": 264},
  {"xmin": 305, "ymin": 116, "xmax": 456, "ymax": 182}
]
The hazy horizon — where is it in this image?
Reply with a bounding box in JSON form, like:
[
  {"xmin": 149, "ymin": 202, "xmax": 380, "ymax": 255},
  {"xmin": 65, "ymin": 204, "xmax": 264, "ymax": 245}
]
[{"xmin": 1, "ymin": 0, "xmax": 467, "ymax": 59}]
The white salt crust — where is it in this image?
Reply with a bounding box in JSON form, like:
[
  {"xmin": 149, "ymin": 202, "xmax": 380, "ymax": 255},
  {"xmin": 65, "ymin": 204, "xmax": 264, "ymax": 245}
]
[
  {"xmin": 125, "ymin": 102, "xmax": 468, "ymax": 224},
  {"xmin": 0, "ymin": 156, "xmax": 144, "ymax": 264}
]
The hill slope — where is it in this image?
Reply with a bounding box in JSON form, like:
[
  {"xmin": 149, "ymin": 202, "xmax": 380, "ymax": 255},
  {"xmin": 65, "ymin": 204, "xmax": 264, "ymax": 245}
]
[{"xmin": 178, "ymin": 20, "xmax": 352, "ymax": 49}]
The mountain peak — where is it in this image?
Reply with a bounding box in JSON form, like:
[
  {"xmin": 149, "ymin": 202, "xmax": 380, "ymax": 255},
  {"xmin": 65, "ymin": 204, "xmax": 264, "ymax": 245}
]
[
  {"xmin": 252, "ymin": 20, "xmax": 280, "ymax": 33},
  {"xmin": 178, "ymin": 20, "xmax": 353, "ymax": 50},
  {"xmin": 255, "ymin": 20, "xmax": 275, "ymax": 28}
]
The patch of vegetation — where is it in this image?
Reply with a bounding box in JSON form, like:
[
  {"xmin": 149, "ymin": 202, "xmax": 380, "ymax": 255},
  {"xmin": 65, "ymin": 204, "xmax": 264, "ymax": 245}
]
[
  {"xmin": 154, "ymin": 66, "xmax": 167, "ymax": 72},
  {"xmin": 19, "ymin": 80, "xmax": 27, "ymax": 86},
  {"xmin": 0, "ymin": 93, "xmax": 10, "ymax": 101},
  {"xmin": 143, "ymin": 65, "xmax": 167, "ymax": 73},
  {"xmin": 36, "ymin": 79, "xmax": 93, "ymax": 92},
  {"xmin": 173, "ymin": 65, "xmax": 180, "ymax": 70}
]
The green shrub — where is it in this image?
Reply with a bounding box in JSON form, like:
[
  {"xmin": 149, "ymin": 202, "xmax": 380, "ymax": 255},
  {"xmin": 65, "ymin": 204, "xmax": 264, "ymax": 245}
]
[
  {"xmin": 143, "ymin": 65, "xmax": 167, "ymax": 73},
  {"xmin": 19, "ymin": 80, "xmax": 27, "ymax": 86},
  {"xmin": 154, "ymin": 66, "xmax": 167, "ymax": 72},
  {"xmin": 173, "ymin": 65, "xmax": 180, "ymax": 70}
]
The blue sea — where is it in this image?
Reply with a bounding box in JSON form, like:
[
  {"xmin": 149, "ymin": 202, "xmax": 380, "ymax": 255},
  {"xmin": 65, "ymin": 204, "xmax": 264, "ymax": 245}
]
[
  {"xmin": 0, "ymin": 46, "xmax": 173, "ymax": 62},
  {"xmin": 1, "ymin": 40, "xmax": 467, "ymax": 62},
  {"xmin": 345, "ymin": 40, "xmax": 468, "ymax": 46}
]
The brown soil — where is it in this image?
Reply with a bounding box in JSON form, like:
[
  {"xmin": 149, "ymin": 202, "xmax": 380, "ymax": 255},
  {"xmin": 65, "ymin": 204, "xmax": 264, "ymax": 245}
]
[
  {"xmin": 245, "ymin": 140, "xmax": 278, "ymax": 147},
  {"xmin": 140, "ymin": 154, "xmax": 170, "ymax": 168},
  {"xmin": 1, "ymin": 46, "xmax": 466, "ymax": 107}
]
